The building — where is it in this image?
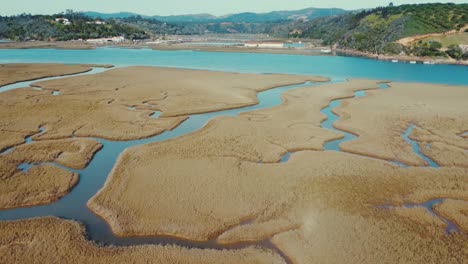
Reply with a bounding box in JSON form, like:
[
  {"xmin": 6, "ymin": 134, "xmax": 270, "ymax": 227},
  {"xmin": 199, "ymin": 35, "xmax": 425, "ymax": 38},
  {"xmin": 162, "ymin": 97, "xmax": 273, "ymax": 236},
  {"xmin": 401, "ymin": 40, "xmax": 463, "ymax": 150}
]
[
  {"xmin": 244, "ymin": 42, "xmax": 284, "ymax": 49},
  {"xmin": 55, "ymin": 18, "xmax": 71, "ymax": 25},
  {"xmin": 460, "ymin": 45, "xmax": 468, "ymax": 52},
  {"xmin": 86, "ymin": 20, "xmax": 106, "ymax": 25},
  {"xmin": 86, "ymin": 36, "xmax": 125, "ymax": 44}
]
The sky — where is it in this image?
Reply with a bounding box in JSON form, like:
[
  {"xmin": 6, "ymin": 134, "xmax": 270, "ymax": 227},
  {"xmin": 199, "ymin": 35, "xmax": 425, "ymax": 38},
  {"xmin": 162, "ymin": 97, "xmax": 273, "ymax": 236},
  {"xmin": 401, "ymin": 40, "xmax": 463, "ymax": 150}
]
[{"xmin": 1, "ymin": 0, "xmax": 466, "ymax": 16}]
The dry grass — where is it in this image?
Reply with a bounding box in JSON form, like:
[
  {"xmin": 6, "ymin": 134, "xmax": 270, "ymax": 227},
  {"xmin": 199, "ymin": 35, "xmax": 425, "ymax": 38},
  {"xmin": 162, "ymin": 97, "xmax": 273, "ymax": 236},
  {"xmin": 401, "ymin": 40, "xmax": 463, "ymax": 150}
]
[
  {"xmin": 425, "ymin": 33, "xmax": 468, "ymax": 48},
  {"xmin": 0, "ymin": 66, "xmax": 325, "ymax": 151},
  {"xmin": 0, "ymin": 165, "xmax": 78, "ymax": 209},
  {"xmin": 0, "ymin": 138, "xmax": 101, "ymax": 209},
  {"xmin": 0, "ymin": 63, "xmax": 92, "ymax": 86},
  {"xmin": 0, "ymin": 217, "xmax": 285, "ymax": 264},
  {"xmin": 334, "ymin": 82, "xmax": 468, "ymax": 167},
  {"xmin": 88, "ymin": 80, "xmax": 382, "ymax": 240},
  {"xmin": 88, "ymin": 80, "xmax": 468, "ymax": 263},
  {"xmin": 434, "ymin": 199, "xmax": 468, "ymax": 233}
]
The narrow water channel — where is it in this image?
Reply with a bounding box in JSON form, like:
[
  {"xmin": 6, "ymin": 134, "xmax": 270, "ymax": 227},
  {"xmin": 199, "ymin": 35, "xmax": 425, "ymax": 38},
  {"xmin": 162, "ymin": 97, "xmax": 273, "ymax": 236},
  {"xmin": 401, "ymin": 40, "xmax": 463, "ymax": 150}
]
[
  {"xmin": 315, "ymin": 82, "xmax": 459, "ymax": 234},
  {"xmin": 0, "ymin": 66, "xmax": 110, "ymax": 93}
]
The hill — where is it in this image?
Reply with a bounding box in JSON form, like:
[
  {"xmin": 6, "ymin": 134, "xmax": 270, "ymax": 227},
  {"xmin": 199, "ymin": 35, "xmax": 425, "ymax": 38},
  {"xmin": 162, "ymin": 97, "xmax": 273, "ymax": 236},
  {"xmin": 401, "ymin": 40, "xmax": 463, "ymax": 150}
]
[
  {"xmin": 0, "ymin": 12, "xmax": 151, "ymax": 41},
  {"xmin": 289, "ymin": 3, "xmax": 468, "ymax": 55},
  {"xmin": 84, "ymin": 7, "xmax": 347, "ymax": 23}
]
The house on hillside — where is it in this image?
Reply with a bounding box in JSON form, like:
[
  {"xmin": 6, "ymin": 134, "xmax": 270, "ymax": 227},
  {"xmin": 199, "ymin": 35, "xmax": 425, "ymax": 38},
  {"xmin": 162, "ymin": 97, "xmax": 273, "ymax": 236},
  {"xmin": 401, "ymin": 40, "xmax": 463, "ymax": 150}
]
[
  {"xmin": 55, "ymin": 18, "xmax": 71, "ymax": 25},
  {"xmin": 244, "ymin": 42, "xmax": 284, "ymax": 48},
  {"xmin": 86, "ymin": 20, "xmax": 106, "ymax": 25}
]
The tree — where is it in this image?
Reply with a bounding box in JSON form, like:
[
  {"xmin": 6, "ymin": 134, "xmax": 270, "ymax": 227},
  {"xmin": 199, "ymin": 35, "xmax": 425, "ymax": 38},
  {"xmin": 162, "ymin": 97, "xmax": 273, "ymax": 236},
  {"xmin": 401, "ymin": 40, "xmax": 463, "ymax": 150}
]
[
  {"xmin": 384, "ymin": 42, "xmax": 402, "ymax": 54},
  {"xmin": 446, "ymin": 44, "xmax": 463, "ymax": 59},
  {"xmin": 389, "ymin": 2, "xmax": 394, "ymax": 7},
  {"xmin": 429, "ymin": 41, "xmax": 442, "ymax": 50},
  {"xmin": 462, "ymin": 51, "xmax": 468, "ymax": 60}
]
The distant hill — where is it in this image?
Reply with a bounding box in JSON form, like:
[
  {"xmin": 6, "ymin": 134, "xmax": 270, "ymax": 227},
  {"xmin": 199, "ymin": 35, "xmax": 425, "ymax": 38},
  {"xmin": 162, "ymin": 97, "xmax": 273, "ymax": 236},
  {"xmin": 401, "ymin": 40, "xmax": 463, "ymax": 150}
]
[
  {"xmin": 84, "ymin": 7, "xmax": 347, "ymax": 23},
  {"xmin": 84, "ymin": 11, "xmax": 143, "ymax": 19}
]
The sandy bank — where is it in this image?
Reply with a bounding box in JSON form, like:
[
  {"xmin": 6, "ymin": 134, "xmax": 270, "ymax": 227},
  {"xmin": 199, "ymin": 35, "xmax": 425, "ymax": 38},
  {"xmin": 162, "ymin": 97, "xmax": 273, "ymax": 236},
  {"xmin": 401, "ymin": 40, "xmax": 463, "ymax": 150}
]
[
  {"xmin": 0, "ymin": 217, "xmax": 285, "ymax": 264},
  {"xmin": 150, "ymin": 44, "xmax": 331, "ymax": 56},
  {"xmin": 333, "ymin": 82, "xmax": 468, "ymax": 167},
  {"xmin": 0, "ymin": 63, "xmax": 93, "ymax": 87},
  {"xmin": 336, "ymin": 48, "xmax": 468, "ymax": 66},
  {"xmin": 0, "ymin": 41, "xmax": 96, "ymax": 50},
  {"xmin": 0, "ymin": 138, "xmax": 101, "ymax": 209}
]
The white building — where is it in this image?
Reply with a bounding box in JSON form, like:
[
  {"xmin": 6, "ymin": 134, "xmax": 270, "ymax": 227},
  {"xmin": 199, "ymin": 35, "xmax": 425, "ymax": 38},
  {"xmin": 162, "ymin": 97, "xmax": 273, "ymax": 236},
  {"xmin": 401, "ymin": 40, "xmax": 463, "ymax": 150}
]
[
  {"xmin": 460, "ymin": 45, "xmax": 468, "ymax": 52},
  {"xmin": 244, "ymin": 42, "xmax": 284, "ymax": 49},
  {"xmin": 55, "ymin": 18, "xmax": 71, "ymax": 25},
  {"xmin": 86, "ymin": 36, "xmax": 125, "ymax": 43},
  {"xmin": 87, "ymin": 20, "xmax": 106, "ymax": 25}
]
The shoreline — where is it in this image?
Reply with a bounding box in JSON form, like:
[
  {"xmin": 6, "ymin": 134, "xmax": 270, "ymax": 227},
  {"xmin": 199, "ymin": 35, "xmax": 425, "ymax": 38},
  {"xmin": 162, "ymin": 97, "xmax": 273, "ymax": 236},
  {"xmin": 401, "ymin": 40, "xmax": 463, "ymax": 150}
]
[
  {"xmin": 336, "ymin": 48, "xmax": 468, "ymax": 66},
  {"xmin": 2, "ymin": 41, "xmax": 468, "ymax": 66}
]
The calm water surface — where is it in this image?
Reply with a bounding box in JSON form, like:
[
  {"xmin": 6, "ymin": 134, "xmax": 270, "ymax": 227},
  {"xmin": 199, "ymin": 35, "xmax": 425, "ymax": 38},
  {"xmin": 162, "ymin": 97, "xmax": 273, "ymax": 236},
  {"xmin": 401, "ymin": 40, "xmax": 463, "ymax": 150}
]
[{"xmin": 0, "ymin": 48, "xmax": 467, "ymax": 85}]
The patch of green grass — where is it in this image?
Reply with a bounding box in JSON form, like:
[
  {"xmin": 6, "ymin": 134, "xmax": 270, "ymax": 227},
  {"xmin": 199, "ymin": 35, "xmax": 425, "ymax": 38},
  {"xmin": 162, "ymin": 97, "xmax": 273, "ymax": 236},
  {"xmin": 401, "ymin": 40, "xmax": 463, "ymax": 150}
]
[{"xmin": 425, "ymin": 33, "xmax": 468, "ymax": 47}]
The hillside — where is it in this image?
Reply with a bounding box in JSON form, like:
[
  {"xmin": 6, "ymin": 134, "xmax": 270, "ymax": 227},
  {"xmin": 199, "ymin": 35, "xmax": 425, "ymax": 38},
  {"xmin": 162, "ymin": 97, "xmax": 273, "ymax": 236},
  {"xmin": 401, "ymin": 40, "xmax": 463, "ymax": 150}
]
[
  {"xmin": 0, "ymin": 13, "xmax": 151, "ymax": 41},
  {"xmin": 290, "ymin": 3, "xmax": 468, "ymax": 55},
  {"xmin": 85, "ymin": 7, "xmax": 347, "ymax": 23}
]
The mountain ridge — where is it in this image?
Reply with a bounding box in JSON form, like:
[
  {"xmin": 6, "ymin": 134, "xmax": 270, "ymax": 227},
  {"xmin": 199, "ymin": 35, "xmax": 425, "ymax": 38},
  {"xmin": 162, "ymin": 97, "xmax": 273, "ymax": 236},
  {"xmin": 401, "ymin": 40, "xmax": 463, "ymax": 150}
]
[{"xmin": 84, "ymin": 7, "xmax": 348, "ymax": 23}]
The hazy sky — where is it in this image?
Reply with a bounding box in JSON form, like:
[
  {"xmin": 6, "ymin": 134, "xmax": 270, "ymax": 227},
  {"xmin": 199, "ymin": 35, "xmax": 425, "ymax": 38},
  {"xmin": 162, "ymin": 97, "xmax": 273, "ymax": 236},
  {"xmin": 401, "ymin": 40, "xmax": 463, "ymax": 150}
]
[{"xmin": 2, "ymin": 0, "xmax": 466, "ymax": 16}]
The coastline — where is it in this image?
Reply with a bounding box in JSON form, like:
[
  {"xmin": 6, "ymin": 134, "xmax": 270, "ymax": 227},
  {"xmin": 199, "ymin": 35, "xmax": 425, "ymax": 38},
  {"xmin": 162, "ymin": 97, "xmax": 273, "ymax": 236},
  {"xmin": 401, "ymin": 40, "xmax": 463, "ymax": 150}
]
[
  {"xmin": 336, "ymin": 48, "xmax": 468, "ymax": 66},
  {"xmin": 2, "ymin": 41, "xmax": 467, "ymax": 66}
]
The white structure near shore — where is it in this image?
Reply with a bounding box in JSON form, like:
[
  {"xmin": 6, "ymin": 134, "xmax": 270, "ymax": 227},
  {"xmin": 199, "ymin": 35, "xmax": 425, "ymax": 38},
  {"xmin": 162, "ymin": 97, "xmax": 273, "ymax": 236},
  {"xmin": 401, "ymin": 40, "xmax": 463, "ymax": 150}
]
[
  {"xmin": 55, "ymin": 18, "xmax": 71, "ymax": 25},
  {"xmin": 86, "ymin": 36, "xmax": 125, "ymax": 43},
  {"xmin": 244, "ymin": 42, "xmax": 284, "ymax": 48}
]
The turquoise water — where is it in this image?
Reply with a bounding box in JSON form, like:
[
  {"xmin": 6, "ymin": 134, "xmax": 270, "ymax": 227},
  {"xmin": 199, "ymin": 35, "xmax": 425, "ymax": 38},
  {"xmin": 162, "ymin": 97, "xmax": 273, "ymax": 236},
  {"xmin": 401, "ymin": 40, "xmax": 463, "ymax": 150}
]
[
  {"xmin": 151, "ymin": 111, "xmax": 162, "ymax": 118},
  {"xmin": 284, "ymin": 43, "xmax": 305, "ymax": 48},
  {"xmin": 402, "ymin": 124, "xmax": 440, "ymax": 168},
  {"xmin": 0, "ymin": 48, "xmax": 467, "ymax": 85}
]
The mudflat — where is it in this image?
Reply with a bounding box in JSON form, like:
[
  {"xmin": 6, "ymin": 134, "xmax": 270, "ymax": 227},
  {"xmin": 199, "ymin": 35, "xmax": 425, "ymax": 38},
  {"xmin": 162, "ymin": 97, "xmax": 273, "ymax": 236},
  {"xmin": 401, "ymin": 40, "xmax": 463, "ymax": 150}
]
[
  {"xmin": 0, "ymin": 217, "xmax": 285, "ymax": 264},
  {"xmin": 88, "ymin": 80, "xmax": 468, "ymax": 262}
]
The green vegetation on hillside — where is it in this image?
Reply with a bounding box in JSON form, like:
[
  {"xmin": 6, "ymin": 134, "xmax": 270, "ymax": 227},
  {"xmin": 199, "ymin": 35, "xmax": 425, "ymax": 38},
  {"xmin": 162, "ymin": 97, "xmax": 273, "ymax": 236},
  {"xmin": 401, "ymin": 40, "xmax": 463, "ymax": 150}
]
[
  {"xmin": 0, "ymin": 11, "xmax": 149, "ymax": 41},
  {"xmin": 290, "ymin": 3, "xmax": 468, "ymax": 56}
]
